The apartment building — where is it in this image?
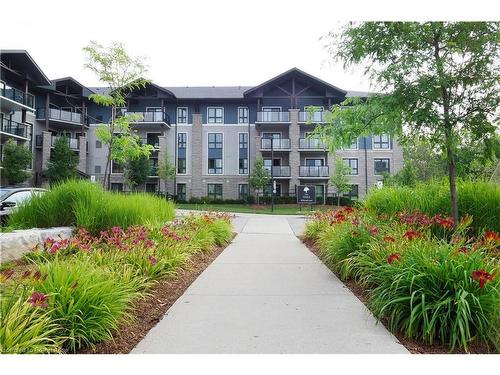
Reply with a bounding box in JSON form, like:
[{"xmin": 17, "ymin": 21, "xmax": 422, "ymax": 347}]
[{"xmin": 1, "ymin": 50, "xmax": 403, "ymax": 201}]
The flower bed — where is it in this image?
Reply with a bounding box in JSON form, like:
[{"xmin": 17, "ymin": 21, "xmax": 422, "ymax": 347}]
[
  {"xmin": 0, "ymin": 212, "xmax": 233, "ymax": 354},
  {"xmin": 304, "ymin": 207, "xmax": 499, "ymax": 352}
]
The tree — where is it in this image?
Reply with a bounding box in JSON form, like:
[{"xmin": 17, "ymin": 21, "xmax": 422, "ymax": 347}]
[
  {"xmin": 0, "ymin": 139, "xmax": 32, "ymax": 185},
  {"xmin": 124, "ymin": 153, "xmax": 150, "ymax": 190},
  {"xmin": 249, "ymin": 158, "xmax": 271, "ymax": 204},
  {"xmin": 83, "ymin": 41, "xmax": 153, "ymax": 189},
  {"xmin": 330, "ymin": 157, "xmax": 352, "ymax": 206},
  {"xmin": 44, "ymin": 136, "xmax": 79, "ymax": 184},
  {"xmin": 157, "ymin": 151, "xmax": 175, "ymax": 194},
  {"xmin": 315, "ymin": 22, "xmax": 499, "ymax": 224}
]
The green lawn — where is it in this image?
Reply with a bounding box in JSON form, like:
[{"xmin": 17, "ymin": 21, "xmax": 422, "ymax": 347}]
[{"xmin": 176, "ymin": 203, "xmax": 337, "ymax": 215}]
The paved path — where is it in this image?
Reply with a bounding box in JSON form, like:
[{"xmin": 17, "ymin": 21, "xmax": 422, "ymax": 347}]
[{"xmin": 133, "ymin": 214, "xmax": 408, "ymax": 353}]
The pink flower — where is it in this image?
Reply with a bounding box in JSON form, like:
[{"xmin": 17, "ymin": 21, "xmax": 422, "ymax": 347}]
[
  {"xmin": 148, "ymin": 255, "xmax": 158, "ymax": 265},
  {"xmin": 404, "ymin": 230, "xmax": 421, "ymax": 241},
  {"xmin": 28, "ymin": 291, "xmax": 49, "ymax": 308},
  {"xmin": 387, "ymin": 253, "xmax": 401, "ymax": 264}
]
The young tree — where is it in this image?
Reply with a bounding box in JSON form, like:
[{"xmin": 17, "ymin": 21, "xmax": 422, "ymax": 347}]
[
  {"xmin": 124, "ymin": 153, "xmax": 150, "ymax": 191},
  {"xmin": 157, "ymin": 152, "xmax": 175, "ymax": 195},
  {"xmin": 249, "ymin": 158, "xmax": 271, "ymax": 204},
  {"xmin": 315, "ymin": 22, "xmax": 499, "ymax": 224},
  {"xmin": 330, "ymin": 157, "xmax": 352, "ymax": 206},
  {"xmin": 0, "ymin": 139, "xmax": 32, "ymax": 185},
  {"xmin": 83, "ymin": 41, "xmax": 153, "ymax": 189},
  {"xmin": 44, "ymin": 136, "xmax": 79, "ymax": 184}
]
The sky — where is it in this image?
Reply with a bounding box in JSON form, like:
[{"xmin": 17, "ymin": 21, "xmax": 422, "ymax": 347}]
[{"xmin": 2, "ymin": 0, "xmax": 494, "ymax": 91}]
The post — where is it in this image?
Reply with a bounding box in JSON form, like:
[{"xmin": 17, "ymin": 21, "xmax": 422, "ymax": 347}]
[{"xmin": 271, "ymin": 135, "xmax": 274, "ymax": 213}]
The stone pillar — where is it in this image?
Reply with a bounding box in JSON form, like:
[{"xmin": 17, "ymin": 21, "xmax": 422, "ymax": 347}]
[
  {"xmin": 191, "ymin": 113, "xmax": 204, "ymax": 198},
  {"xmin": 255, "ymin": 133, "xmax": 262, "ymax": 160},
  {"xmin": 78, "ymin": 136, "xmax": 87, "ymax": 173},
  {"xmin": 158, "ymin": 135, "xmax": 167, "ymax": 194},
  {"xmin": 289, "ymin": 109, "xmax": 300, "ymax": 195},
  {"xmin": 41, "ymin": 131, "xmax": 52, "ymax": 171}
]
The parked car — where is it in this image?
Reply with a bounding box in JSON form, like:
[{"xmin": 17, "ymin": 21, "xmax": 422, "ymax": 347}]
[{"xmin": 0, "ymin": 187, "xmax": 47, "ymax": 224}]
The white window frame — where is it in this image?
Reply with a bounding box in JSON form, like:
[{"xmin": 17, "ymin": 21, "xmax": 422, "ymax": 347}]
[
  {"xmin": 343, "ymin": 138, "xmax": 359, "ymax": 150},
  {"xmin": 177, "ymin": 107, "xmax": 188, "ymax": 124},
  {"xmin": 207, "ymin": 132, "xmax": 224, "ymax": 175},
  {"xmin": 372, "ymin": 134, "xmax": 391, "ymax": 150},
  {"xmin": 261, "ymin": 106, "xmax": 282, "ymax": 112},
  {"xmin": 207, "ymin": 107, "xmax": 224, "ymax": 124},
  {"xmin": 177, "ymin": 132, "xmax": 188, "ymax": 175},
  {"xmin": 111, "ymin": 160, "xmax": 124, "ymax": 174},
  {"xmin": 237, "ymin": 107, "xmax": 249, "ymax": 124}
]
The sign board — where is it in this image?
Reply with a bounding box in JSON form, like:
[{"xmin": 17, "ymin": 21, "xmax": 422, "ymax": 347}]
[
  {"xmin": 90, "ymin": 175, "xmax": 96, "ymax": 183},
  {"xmin": 376, "ymin": 180, "xmax": 383, "ymax": 189},
  {"xmin": 297, "ymin": 185, "xmax": 316, "ymax": 204}
]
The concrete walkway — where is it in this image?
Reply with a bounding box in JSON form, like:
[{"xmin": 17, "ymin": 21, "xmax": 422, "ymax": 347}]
[{"xmin": 132, "ymin": 214, "xmax": 408, "ymax": 353}]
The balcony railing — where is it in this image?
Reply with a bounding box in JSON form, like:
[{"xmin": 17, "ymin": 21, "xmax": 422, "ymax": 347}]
[
  {"xmin": 265, "ymin": 165, "xmax": 291, "ymax": 177},
  {"xmin": 122, "ymin": 110, "xmax": 170, "ymax": 124},
  {"xmin": 36, "ymin": 107, "xmax": 87, "ymax": 125},
  {"xmin": 35, "ymin": 135, "xmax": 80, "ymax": 150},
  {"xmin": 1, "ymin": 118, "xmax": 29, "ymax": 138},
  {"xmin": 299, "ymin": 166, "xmax": 329, "ymax": 177},
  {"xmin": 299, "ymin": 138, "xmax": 326, "ymax": 149},
  {"xmin": 299, "ymin": 111, "xmax": 325, "ymax": 123},
  {"xmin": 0, "ymin": 81, "xmax": 35, "ymax": 108},
  {"xmin": 261, "ymin": 138, "xmax": 291, "ymax": 150},
  {"xmin": 140, "ymin": 138, "xmax": 160, "ymax": 149},
  {"xmin": 256, "ymin": 111, "xmax": 290, "ymax": 123}
]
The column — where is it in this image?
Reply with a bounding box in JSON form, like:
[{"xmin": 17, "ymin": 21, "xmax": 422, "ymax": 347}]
[
  {"xmin": 78, "ymin": 135, "xmax": 87, "ymax": 173},
  {"xmin": 289, "ymin": 109, "xmax": 300, "ymax": 195},
  {"xmin": 190, "ymin": 113, "xmax": 203, "ymax": 198}
]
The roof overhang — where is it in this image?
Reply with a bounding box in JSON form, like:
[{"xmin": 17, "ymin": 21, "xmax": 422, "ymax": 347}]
[{"xmin": 0, "ymin": 50, "xmax": 51, "ymax": 86}]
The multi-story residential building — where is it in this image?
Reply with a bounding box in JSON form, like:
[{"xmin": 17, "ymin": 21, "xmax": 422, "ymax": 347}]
[{"xmin": 1, "ymin": 51, "xmax": 403, "ymax": 201}]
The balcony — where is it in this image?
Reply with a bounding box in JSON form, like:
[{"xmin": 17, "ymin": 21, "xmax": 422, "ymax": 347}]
[
  {"xmin": 299, "ymin": 166, "xmax": 329, "ymax": 178},
  {"xmin": 121, "ymin": 110, "xmax": 171, "ymax": 127},
  {"xmin": 0, "ymin": 118, "xmax": 30, "ymax": 139},
  {"xmin": 140, "ymin": 138, "xmax": 160, "ymax": 150},
  {"xmin": 265, "ymin": 165, "xmax": 291, "ymax": 178},
  {"xmin": 260, "ymin": 138, "xmax": 291, "ymax": 150},
  {"xmin": 35, "ymin": 135, "xmax": 80, "ymax": 150},
  {"xmin": 299, "ymin": 111, "xmax": 325, "ymax": 123},
  {"xmin": 36, "ymin": 107, "xmax": 87, "ymax": 126},
  {"xmin": 299, "ymin": 138, "xmax": 326, "ymax": 150},
  {"xmin": 256, "ymin": 111, "xmax": 290, "ymax": 123},
  {"xmin": 0, "ymin": 81, "xmax": 35, "ymax": 111}
]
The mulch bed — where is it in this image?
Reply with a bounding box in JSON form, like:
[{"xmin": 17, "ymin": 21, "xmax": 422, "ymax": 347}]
[
  {"xmin": 300, "ymin": 236, "xmax": 493, "ymax": 354},
  {"xmin": 78, "ymin": 234, "xmax": 235, "ymax": 354}
]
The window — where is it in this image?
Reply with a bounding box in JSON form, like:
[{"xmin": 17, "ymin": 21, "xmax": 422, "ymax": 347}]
[
  {"xmin": 238, "ymin": 107, "xmax": 249, "ymax": 124},
  {"xmin": 111, "ymin": 183, "xmax": 123, "ymax": 192},
  {"xmin": 343, "ymin": 184, "xmax": 359, "ymax": 199},
  {"xmin": 239, "ymin": 133, "xmax": 248, "ymax": 174},
  {"xmin": 177, "ymin": 184, "xmax": 186, "ymax": 201},
  {"xmin": 145, "ymin": 183, "xmax": 157, "ymax": 193},
  {"xmin": 207, "ymin": 184, "xmax": 223, "ymax": 200},
  {"xmin": 373, "ymin": 134, "xmax": 390, "ymax": 149},
  {"xmin": 305, "ymin": 159, "xmax": 324, "ymax": 167},
  {"xmin": 94, "ymin": 165, "xmax": 101, "ymax": 174},
  {"xmin": 238, "ymin": 184, "xmax": 249, "ymax": 200},
  {"xmin": 111, "ymin": 160, "xmax": 124, "ymax": 174},
  {"xmin": 207, "ymin": 107, "xmax": 223, "ymax": 124},
  {"xmin": 344, "ymin": 138, "xmax": 358, "ymax": 150},
  {"xmin": 177, "ymin": 107, "xmax": 188, "ymax": 124},
  {"xmin": 146, "ymin": 133, "xmax": 160, "ymax": 148},
  {"xmin": 149, "ymin": 158, "xmax": 158, "ymax": 176},
  {"xmin": 177, "ymin": 133, "xmax": 187, "ymax": 174},
  {"xmin": 315, "ymin": 185, "xmax": 325, "ymax": 203},
  {"xmin": 374, "ymin": 158, "xmax": 390, "ymax": 175},
  {"xmin": 343, "ymin": 158, "xmax": 358, "ymax": 175},
  {"xmin": 6, "ymin": 191, "xmax": 32, "ymax": 205},
  {"xmin": 208, "ymin": 133, "xmax": 223, "ymax": 174},
  {"xmin": 96, "ymin": 140, "xmax": 102, "ymax": 148}
]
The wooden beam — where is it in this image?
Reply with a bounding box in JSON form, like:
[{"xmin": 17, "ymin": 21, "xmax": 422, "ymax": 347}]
[{"xmin": 274, "ymin": 85, "xmax": 291, "ymax": 96}]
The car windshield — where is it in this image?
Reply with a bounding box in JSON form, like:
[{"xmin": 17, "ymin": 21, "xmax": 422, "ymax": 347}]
[{"xmin": 0, "ymin": 189, "xmax": 15, "ymax": 201}]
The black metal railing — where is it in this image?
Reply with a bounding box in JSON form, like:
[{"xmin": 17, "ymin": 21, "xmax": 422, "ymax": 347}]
[
  {"xmin": 140, "ymin": 138, "xmax": 160, "ymax": 149},
  {"xmin": 299, "ymin": 111, "xmax": 325, "ymax": 122},
  {"xmin": 35, "ymin": 134, "xmax": 80, "ymax": 150},
  {"xmin": 299, "ymin": 166, "xmax": 329, "ymax": 177},
  {"xmin": 256, "ymin": 111, "xmax": 290, "ymax": 123},
  {"xmin": 261, "ymin": 138, "xmax": 291, "ymax": 149},
  {"xmin": 121, "ymin": 110, "xmax": 170, "ymax": 124},
  {"xmin": 36, "ymin": 107, "xmax": 88, "ymax": 125},
  {"xmin": 299, "ymin": 138, "xmax": 325, "ymax": 149},
  {"xmin": 0, "ymin": 81, "xmax": 35, "ymax": 108},
  {"xmin": 1, "ymin": 118, "xmax": 29, "ymax": 138},
  {"xmin": 265, "ymin": 165, "xmax": 291, "ymax": 177}
]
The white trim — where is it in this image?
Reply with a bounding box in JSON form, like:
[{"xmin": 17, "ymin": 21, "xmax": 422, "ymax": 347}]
[
  {"xmin": 372, "ymin": 134, "xmax": 392, "ymax": 151},
  {"xmin": 177, "ymin": 131, "xmax": 188, "ymax": 175},
  {"xmin": 237, "ymin": 131, "xmax": 249, "ymax": 175},
  {"xmin": 237, "ymin": 106, "xmax": 249, "ymax": 124},
  {"xmin": 206, "ymin": 131, "xmax": 224, "ymax": 175},
  {"xmin": 342, "ymin": 157, "xmax": 359, "ymax": 176},
  {"xmin": 176, "ymin": 106, "xmax": 188, "ymax": 124},
  {"xmin": 207, "ymin": 106, "xmax": 224, "ymax": 124},
  {"xmin": 261, "ymin": 106, "xmax": 282, "ymax": 111}
]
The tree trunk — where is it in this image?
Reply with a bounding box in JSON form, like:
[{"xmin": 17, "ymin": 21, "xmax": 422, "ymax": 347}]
[{"xmin": 446, "ymin": 143, "xmax": 459, "ymax": 225}]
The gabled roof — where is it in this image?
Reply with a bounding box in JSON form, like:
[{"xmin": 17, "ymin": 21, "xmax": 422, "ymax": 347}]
[
  {"xmin": 89, "ymin": 80, "xmax": 176, "ymax": 99},
  {"xmin": 243, "ymin": 67, "xmax": 347, "ymax": 97},
  {"xmin": 0, "ymin": 50, "xmax": 51, "ymax": 85},
  {"xmin": 165, "ymin": 86, "xmax": 252, "ymax": 99},
  {"xmin": 40, "ymin": 76, "xmax": 94, "ymax": 98}
]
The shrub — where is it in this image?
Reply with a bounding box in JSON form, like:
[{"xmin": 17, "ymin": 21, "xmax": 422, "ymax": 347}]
[
  {"xmin": 364, "ymin": 180, "xmax": 500, "ymax": 232},
  {"xmin": 0, "ymin": 286, "xmax": 63, "ymax": 354},
  {"xmin": 8, "ymin": 180, "xmax": 175, "ymax": 233}
]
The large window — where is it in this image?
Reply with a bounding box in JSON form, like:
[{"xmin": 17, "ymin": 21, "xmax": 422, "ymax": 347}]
[
  {"xmin": 208, "ymin": 133, "xmax": 223, "ymax": 174},
  {"xmin": 343, "ymin": 184, "xmax": 359, "ymax": 199},
  {"xmin": 343, "ymin": 138, "xmax": 358, "ymax": 150},
  {"xmin": 238, "ymin": 184, "xmax": 249, "ymax": 200},
  {"xmin": 177, "ymin": 107, "xmax": 188, "ymax": 124},
  {"xmin": 374, "ymin": 158, "xmax": 390, "ymax": 175},
  {"xmin": 177, "ymin": 183, "xmax": 186, "ymax": 201},
  {"xmin": 238, "ymin": 107, "xmax": 249, "ymax": 124},
  {"xmin": 111, "ymin": 183, "xmax": 123, "ymax": 192},
  {"xmin": 207, "ymin": 184, "xmax": 223, "ymax": 200},
  {"xmin": 146, "ymin": 133, "xmax": 160, "ymax": 148},
  {"xmin": 373, "ymin": 134, "xmax": 391, "ymax": 149},
  {"xmin": 343, "ymin": 158, "xmax": 358, "ymax": 175},
  {"xmin": 111, "ymin": 160, "xmax": 124, "ymax": 174},
  {"xmin": 207, "ymin": 107, "xmax": 224, "ymax": 124},
  {"xmin": 305, "ymin": 158, "xmax": 324, "ymax": 167},
  {"xmin": 239, "ymin": 132, "xmax": 248, "ymax": 174},
  {"xmin": 177, "ymin": 133, "xmax": 187, "ymax": 174}
]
